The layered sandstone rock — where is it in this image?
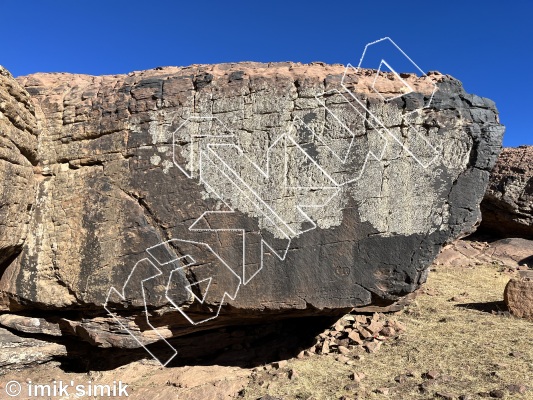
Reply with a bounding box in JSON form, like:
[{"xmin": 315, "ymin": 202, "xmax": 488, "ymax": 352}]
[
  {"xmin": 479, "ymin": 146, "xmax": 533, "ymax": 239},
  {"xmin": 0, "ymin": 326, "xmax": 67, "ymax": 370},
  {"xmin": 434, "ymin": 238, "xmax": 533, "ymax": 269},
  {"xmin": 0, "ymin": 67, "xmax": 39, "ymax": 284},
  {"xmin": 505, "ymin": 271, "xmax": 533, "ymax": 320},
  {"xmin": 0, "ymin": 62, "xmax": 504, "ymax": 355}
]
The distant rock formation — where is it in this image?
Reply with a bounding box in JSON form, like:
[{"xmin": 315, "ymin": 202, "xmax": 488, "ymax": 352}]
[
  {"xmin": 0, "ymin": 62, "xmax": 503, "ymax": 356},
  {"xmin": 479, "ymin": 146, "xmax": 533, "ymax": 239}
]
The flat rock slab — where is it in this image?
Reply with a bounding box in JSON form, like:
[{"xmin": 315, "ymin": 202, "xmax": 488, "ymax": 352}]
[
  {"xmin": 0, "ymin": 327, "xmax": 67, "ymax": 372},
  {"xmin": 434, "ymin": 238, "xmax": 533, "ymax": 269},
  {"xmin": 0, "ymin": 359, "xmax": 250, "ymax": 399},
  {"xmin": 0, "ymin": 62, "xmax": 504, "ymax": 350},
  {"xmin": 487, "ymin": 238, "xmax": 533, "ymax": 267}
]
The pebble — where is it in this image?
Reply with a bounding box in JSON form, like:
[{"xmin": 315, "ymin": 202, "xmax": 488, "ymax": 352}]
[
  {"xmin": 506, "ymin": 384, "xmax": 527, "ymax": 394},
  {"xmin": 394, "ymin": 374, "xmax": 407, "ymax": 384},
  {"xmin": 349, "ymin": 372, "xmax": 361, "ymax": 383},
  {"xmin": 288, "ymin": 369, "xmax": 297, "ymax": 380},
  {"xmin": 344, "ymin": 383, "xmax": 359, "ymax": 390},
  {"xmin": 489, "ymin": 389, "xmax": 504, "ymax": 398},
  {"xmin": 338, "ymin": 345, "xmax": 350, "ymax": 355},
  {"xmin": 424, "ymin": 370, "xmax": 440, "ymax": 380},
  {"xmin": 335, "ymin": 355, "xmax": 350, "ymax": 363},
  {"xmin": 435, "ymin": 392, "xmax": 454, "ymax": 400}
]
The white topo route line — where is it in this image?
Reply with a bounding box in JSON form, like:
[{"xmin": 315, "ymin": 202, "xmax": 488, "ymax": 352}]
[{"xmin": 104, "ymin": 37, "xmax": 441, "ymax": 365}]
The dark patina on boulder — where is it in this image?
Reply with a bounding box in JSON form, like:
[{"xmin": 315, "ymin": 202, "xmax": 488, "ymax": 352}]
[{"xmin": 0, "ymin": 62, "xmax": 504, "ymax": 351}]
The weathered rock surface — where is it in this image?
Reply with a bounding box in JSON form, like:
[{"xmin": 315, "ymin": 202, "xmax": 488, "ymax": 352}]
[
  {"xmin": 0, "ymin": 62, "xmax": 504, "ymax": 352},
  {"xmin": 434, "ymin": 238, "xmax": 533, "ymax": 269},
  {"xmin": 504, "ymin": 272, "xmax": 533, "ymax": 320},
  {"xmin": 479, "ymin": 146, "xmax": 533, "ymax": 239},
  {"xmin": 0, "ymin": 358, "xmax": 251, "ymax": 399},
  {"xmin": 0, "ymin": 327, "xmax": 67, "ymax": 371},
  {"xmin": 0, "ymin": 67, "xmax": 39, "ymax": 301}
]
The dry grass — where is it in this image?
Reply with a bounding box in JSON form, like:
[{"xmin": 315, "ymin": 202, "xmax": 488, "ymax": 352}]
[{"xmin": 242, "ymin": 263, "xmax": 533, "ymax": 400}]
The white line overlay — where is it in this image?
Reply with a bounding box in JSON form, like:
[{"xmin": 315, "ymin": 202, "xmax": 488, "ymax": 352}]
[{"xmin": 104, "ymin": 37, "xmax": 442, "ymax": 365}]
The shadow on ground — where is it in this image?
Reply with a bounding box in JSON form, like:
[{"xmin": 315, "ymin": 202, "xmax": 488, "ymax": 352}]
[
  {"xmin": 56, "ymin": 315, "xmax": 339, "ymax": 372},
  {"xmin": 455, "ymin": 300, "xmax": 509, "ymax": 314}
]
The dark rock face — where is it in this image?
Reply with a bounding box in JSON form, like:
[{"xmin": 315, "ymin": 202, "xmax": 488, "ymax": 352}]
[
  {"xmin": 478, "ymin": 146, "xmax": 533, "ymax": 239},
  {"xmin": 0, "ymin": 62, "xmax": 503, "ymax": 353}
]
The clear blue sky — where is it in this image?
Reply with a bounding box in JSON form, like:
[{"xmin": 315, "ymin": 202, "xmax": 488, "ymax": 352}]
[{"xmin": 1, "ymin": 0, "xmax": 531, "ymax": 147}]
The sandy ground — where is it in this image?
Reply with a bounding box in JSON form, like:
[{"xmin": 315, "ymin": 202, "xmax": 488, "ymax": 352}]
[{"xmin": 1, "ymin": 245, "xmax": 532, "ymax": 400}]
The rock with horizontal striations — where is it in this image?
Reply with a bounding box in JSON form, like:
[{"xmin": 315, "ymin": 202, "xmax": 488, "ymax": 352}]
[
  {"xmin": 504, "ymin": 274, "xmax": 533, "ymax": 320},
  {"xmin": 0, "ymin": 314, "xmax": 62, "ymax": 336},
  {"xmin": 0, "ymin": 62, "xmax": 504, "ymax": 352},
  {"xmin": 479, "ymin": 146, "xmax": 533, "ymax": 239},
  {"xmin": 0, "ymin": 327, "xmax": 67, "ymax": 373},
  {"xmin": 0, "ymin": 66, "xmax": 39, "ymax": 304}
]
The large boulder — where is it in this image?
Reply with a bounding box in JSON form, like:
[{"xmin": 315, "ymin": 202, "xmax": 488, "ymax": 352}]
[
  {"xmin": 479, "ymin": 146, "xmax": 533, "ymax": 239},
  {"xmin": 0, "ymin": 62, "xmax": 504, "ymax": 357}
]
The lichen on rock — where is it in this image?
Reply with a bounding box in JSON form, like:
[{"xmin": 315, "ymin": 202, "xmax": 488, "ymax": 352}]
[{"xmin": 0, "ymin": 62, "xmax": 504, "ymax": 349}]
